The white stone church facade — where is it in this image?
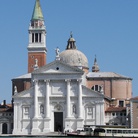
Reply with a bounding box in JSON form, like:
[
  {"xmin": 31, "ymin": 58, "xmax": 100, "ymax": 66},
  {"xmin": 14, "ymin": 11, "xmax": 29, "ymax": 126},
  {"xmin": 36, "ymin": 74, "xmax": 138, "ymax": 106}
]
[{"xmin": 13, "ymin": 60, "xmax": 104, "ymax": 134}]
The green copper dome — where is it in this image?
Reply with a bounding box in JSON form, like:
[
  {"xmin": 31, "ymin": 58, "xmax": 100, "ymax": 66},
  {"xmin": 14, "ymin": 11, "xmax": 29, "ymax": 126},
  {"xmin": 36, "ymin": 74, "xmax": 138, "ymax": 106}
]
[{"xmin": 31, "ymin": 0, "xmax": 44, "ymax": 20}]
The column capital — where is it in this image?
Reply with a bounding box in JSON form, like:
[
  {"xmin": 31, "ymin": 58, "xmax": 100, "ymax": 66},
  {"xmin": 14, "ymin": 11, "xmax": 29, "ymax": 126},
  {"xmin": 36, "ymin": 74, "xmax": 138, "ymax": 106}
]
[
  {"xmin": 44, "ymin": 80, "xmax": 50, "ymax": 83},
  {"xmin": 13, "ymin": 102, "xmax": 20, "ymax": 106},
  {"xmin": 77, "ymin": 79, "xmax": 82, "ymax": 83},
  {"xmin": 65, "ymin": 79, "xmax": 71, "ymax": 82},
  {"xmin": 33, "ymin": 79, "xmax": 39, "ymax": 84}
]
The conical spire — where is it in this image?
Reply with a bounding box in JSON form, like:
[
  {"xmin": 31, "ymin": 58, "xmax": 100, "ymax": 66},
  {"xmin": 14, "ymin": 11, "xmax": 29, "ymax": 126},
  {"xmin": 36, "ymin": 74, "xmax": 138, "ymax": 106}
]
[
  {"xmin": 92, "ymin": 55, "xmax": 100, "ymax": 72},
  {"xmin": 66, "ymin": 32, "xmax": 77, "ymax": 50},
  {"xmin": 31, "ymin": 0, "xmax": 44, "ymax": 21}
]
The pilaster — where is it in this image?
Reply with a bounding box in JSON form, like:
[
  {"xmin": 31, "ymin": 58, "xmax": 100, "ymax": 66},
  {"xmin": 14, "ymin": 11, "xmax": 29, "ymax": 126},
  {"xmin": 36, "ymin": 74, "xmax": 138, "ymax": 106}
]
[
  {"xmin": 65, "ymin": 79, "xmax": 71, "ymax": 118},
  {"xmin": 33, "ymin": 80, "xmax": 39, "ymax": 119},
  {"xmin": 12, "ymin": 102, "xmax": 20, "ymax": 134},
  {"xmin": 43, "ymin": 80, "xmax": 51, "ymax": 133},
  {"xmin": 76, "ymin": 79, "xmax": 84, "ymax": 130},
  {"xmin": 44, "ymin": 79, "xmax": 50, "ymax": 118},
  {"xmin": 77, "ymin": 79, "xmax": 83, "ymax": 118},
  {"xmin": 31, "ymin": 80, "xmax": 39, "ymax": 133}
]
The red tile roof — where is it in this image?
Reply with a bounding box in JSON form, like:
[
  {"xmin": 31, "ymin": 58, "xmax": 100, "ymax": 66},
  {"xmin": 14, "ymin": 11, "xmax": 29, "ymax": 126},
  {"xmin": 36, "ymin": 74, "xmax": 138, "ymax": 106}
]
[
  {"xmin": 0, "ymin": 104, "xmax": 13, "ymax": 112},
  {"xmin": 105, "ymin": 107, "xmax": 126, "ymax": 112},
  {"xmin": 130, "ymin": 96, "xmax": 138, "ymax": 100}
]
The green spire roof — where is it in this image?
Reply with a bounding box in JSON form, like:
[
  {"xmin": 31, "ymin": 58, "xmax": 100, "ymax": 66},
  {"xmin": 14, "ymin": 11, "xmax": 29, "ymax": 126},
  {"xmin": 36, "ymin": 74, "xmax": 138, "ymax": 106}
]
[{"xmin": 32, "ymin": 0, "xmax": 44, "ymax": 20}]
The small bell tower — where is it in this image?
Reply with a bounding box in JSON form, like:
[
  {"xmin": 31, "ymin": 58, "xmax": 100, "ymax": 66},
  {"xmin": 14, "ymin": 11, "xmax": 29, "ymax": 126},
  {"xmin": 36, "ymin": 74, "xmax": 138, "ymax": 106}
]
[
  {"xmin": 27, "ymin": 0, "xmax": 47, "ymax": 73},
  {"xmin": 92, "ymin": 55, "xmax": 100, "ymax": 72}
]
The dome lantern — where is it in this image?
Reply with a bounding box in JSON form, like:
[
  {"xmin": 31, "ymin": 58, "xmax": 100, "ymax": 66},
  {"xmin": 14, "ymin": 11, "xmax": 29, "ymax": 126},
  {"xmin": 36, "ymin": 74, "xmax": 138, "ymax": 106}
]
[
  {"xmin": 66, "ymin": 32, "xmax": 77, "ymax": 50},
  {"xmin": 60, "ymin": 33, "xmax": 89, "ymax": 70}
]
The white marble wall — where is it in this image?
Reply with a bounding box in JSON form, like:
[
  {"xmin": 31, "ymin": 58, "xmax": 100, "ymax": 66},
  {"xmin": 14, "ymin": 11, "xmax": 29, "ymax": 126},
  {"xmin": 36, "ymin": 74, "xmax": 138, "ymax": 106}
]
[{"xmin": 13, "ymin": 78, "xmax": 104, "ymax": 135}]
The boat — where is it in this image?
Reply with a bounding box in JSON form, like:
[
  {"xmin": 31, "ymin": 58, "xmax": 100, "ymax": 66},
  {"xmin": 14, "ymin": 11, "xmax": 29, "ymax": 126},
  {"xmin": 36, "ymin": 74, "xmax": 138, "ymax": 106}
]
[
  {"xmin": 67, "ymin": 126, "xmax": 138, "ymax": 137},
  {"xmin": 67, "ymin": 127, "xmax": 93, "ymax": 137},
  {"xmin": 94, "ymin": 127, "xmax": 138, "ymax": 137}
]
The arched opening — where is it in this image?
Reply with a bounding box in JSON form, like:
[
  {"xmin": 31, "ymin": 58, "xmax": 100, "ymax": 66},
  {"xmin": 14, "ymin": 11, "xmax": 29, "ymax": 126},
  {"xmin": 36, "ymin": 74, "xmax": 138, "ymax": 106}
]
[
  {"xmin": 2, "ymin": 123, "xmax": 8, "ymax": 134},
  {"xmin": 91, "ymin": 85, "xmax": 102, "ymax": 92}
]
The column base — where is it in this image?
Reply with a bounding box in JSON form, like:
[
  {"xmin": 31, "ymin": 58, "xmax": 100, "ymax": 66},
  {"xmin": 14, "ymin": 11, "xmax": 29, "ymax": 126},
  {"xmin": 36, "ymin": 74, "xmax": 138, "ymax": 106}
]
[
  {"xmin": 31, "ymin": 128, "xmax": 40, "ymax": 134},
  {"xmin": 76, "ymin": 118, "xmax": 84, "ymax": 131},
  {"xmin": 31, "ymin": 118, "xmax": 40, "ymax": 134},
  {"xmin": 21, "ymin": 128, "xmax": 31, "ymax": 135},
  {"xmin": 43, "ymin": 118, "xmax": 51, "ymax": 133},
  {"xmin": 12, "ymin": 129, "xmax": 19, "ymax": 135},
  {"xmin": 64, "ymin": 118, "xmax": 74, "ymax": 132}
]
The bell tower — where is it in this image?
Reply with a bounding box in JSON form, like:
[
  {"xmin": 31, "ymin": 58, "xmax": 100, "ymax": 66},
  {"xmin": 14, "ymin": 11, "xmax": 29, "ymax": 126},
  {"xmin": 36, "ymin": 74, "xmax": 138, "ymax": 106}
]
[{"xmin": 27, "ymin": 0, "xmax": 47, "ymax": 73}]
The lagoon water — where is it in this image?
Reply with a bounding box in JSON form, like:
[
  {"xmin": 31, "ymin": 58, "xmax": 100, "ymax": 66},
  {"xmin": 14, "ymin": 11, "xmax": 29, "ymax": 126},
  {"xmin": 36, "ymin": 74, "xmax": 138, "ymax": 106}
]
[
  {"xmin": 0, "ymin": 137, "xmax": 96, "ymax": 138},
  {"xmin": 0, "ymin": 136, "xmax": 130, "ymax": 138}
]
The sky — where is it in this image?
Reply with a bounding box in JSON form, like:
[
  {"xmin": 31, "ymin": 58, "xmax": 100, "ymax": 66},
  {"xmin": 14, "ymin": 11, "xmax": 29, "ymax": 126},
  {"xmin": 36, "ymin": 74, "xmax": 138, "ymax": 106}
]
[{"xmin": 0, "ymin": 0, "xmax": 138, "ymax": 103}]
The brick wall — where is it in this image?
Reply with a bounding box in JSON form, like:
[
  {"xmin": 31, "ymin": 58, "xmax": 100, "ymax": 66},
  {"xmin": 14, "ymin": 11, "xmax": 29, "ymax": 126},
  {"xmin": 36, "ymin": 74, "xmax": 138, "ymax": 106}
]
[{"xmin": 28, "ymin": 52, "xmax": 46, "ymax": 73}]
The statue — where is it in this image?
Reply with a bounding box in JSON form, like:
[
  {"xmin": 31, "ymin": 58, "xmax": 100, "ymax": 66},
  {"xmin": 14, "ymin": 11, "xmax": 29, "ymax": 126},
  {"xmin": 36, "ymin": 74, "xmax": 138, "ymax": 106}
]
[
  {"xmin": 40, "ymin": 105, "xmax": 44, "ymax": 114},
  {"xmin": 55, "ymin": 47, "xmax": 60, "ymax": 57},
  {"xmin": 100, "ymin": 85, "xmax": 104, "ymax": 94},
  {"xmin": 73, "ymin": 104, "xmax": 76, "ymax": 114},
  {"xmin": 34, "ymin": 58, "xmax": 39, "ymax": 70},
  {"xmin": 14, "ymin": 86, "xmax": 17, "ymax": 95},
  {"xmin": 55, "ymin": 47, "xmax": 60, "ymax": 60}
]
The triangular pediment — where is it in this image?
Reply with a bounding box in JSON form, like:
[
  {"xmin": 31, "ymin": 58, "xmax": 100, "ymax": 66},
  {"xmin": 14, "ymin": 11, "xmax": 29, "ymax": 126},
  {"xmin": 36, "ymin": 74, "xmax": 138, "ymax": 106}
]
[
  {"xmin": 82, "ymin": 85, "xmax": 104, "ymax": 98},
  {"xmin": 32, "ymin": 60, "xmax": 84, "ymax": 74},
  {"xmin": 13, "ymin": 87, "xmax": 33, "ymax": 98}
]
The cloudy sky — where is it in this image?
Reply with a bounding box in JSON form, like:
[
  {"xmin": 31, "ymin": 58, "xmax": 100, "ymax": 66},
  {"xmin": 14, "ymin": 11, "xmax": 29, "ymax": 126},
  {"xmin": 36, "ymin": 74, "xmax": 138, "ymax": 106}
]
[{"xmin": 0, "ymin": 0, "xmax": 138, "ymax": 103}]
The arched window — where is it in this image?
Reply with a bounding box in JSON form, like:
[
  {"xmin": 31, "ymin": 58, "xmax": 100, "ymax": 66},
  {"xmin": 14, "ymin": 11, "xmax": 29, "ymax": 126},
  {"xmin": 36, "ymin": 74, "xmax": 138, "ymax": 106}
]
[{"xmin": 91, "ymin": 85, "xmax": 102, "ymax": 92}]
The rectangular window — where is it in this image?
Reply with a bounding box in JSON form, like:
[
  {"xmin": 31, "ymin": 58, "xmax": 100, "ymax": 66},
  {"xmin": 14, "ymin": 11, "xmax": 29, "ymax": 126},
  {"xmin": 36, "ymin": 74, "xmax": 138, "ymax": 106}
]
[
  {"xmin": 87, "ymin": 107, "xmax": 93, "ymax": 119},
  {"xmin": 32, "ymin": 33, "xmax": 34, "ymax": 43},
  {"xmin": 95, "ymin": 85, "xmax": 98, "ymax": 91},
  {"xmin": 23, "ymin": 106, "xmax": 30, "ymax": 119},
  {"xmin": 25, "ymin": 107, "xmax": 29, "ymax": 113},
  {"xmin": 39, "ymin": 33, "xmax": 41, "ymax": 42},
  {"xmin": 119, "ymin": 101, "xmax": 124, "ymax": 107},
  {"xmin": 35, "ymin": 33, "xmax": 38, "ymax": 42}
]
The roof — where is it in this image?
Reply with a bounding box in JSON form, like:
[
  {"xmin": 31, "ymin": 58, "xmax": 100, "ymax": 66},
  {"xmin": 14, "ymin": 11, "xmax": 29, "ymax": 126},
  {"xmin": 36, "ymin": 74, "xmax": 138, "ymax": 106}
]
[
  {"xmin": 82, "ymin": 85, "xmax": 104, "ymax": 98},
  {"xmin": 31, "ymin": 0, "xmax": 44, "ymax": 20},
  {"xmin": 87, "ymin": 72, "xmax": 132, "ymax": 80},
  {"xmin": 12, "ymin": 73, "xmax": 31, "ymax": 80},
  {"xmin": 105, "ymin": 107, "xmax": 126, "ymax": 112},
  {"xmin": 32, "ymin": 60, "xmax": 84, "ymax": 74},
  {"xmin": 130, "ymin": 96, "xmax": 138, "ymax": 101},
  {"xmin": 104, "ymin": 96, "xmax": 112, "ymax": 101},
  {"xmin": 0, "ymin": 104, "xmax": 13, "ymax": 113},
  {"xmin": 60, "ymin": 49, "xmax": 88, "ymax": 68}
]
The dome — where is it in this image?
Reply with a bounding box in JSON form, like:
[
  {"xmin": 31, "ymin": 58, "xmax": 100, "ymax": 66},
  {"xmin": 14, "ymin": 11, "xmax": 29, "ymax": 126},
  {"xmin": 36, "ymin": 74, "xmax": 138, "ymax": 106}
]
[
  {"xmin": 60, "ymin": 49, "xmax": 89, "ymax": 68},
  {"xmin": 59, "ymin": 33, "xmax": 89, "ymax": 68}
]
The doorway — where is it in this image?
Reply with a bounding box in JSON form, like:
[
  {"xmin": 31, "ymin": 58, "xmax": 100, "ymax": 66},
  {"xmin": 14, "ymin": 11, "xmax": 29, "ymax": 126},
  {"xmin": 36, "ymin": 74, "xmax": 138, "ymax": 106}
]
[
  {"xmin": 2, "ymin": 123, "xmax": 7, "ymax": 134},
  {"xmin": 54, "ymin": 112, "xmax": 63, "ymax": 132}
]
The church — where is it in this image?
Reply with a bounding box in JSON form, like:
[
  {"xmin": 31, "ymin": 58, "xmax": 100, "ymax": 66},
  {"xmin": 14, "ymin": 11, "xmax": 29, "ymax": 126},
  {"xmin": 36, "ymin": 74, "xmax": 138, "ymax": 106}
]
[
  {"xmin": 12, "ymin": 0, "xmax": 104, "ymax": 135},
  {"xmin": 11, "ymin": 0, "xmax": 132, "ymax": 135}
]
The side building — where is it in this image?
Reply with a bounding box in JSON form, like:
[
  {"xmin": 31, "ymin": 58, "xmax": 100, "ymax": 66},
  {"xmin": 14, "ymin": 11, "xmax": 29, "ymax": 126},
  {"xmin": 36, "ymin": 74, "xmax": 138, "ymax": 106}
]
[
  {"xmin": 0, "ymin": 100, "xmax": 13, "ymax": 134},
  {"xmin": 130, "ymin": 96, "xmax": 138, "ymax": 128},
  {"xmin": 86, "ymin": 63, "xmax": 132, "ymax": 126}
]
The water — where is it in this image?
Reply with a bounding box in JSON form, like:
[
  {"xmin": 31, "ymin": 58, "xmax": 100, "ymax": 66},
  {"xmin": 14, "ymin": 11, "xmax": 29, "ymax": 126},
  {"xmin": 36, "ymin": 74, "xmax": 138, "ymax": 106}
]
[{"xmin": 0, "ymin": 135, "xmax": 104, "ymax": 138}]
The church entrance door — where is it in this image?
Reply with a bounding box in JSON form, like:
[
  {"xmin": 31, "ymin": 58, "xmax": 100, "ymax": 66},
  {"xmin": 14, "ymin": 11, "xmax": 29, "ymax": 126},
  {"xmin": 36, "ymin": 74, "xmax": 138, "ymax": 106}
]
[{"xmin": 54, "ymin": 112, "xmax": 63, "ymax": 132}]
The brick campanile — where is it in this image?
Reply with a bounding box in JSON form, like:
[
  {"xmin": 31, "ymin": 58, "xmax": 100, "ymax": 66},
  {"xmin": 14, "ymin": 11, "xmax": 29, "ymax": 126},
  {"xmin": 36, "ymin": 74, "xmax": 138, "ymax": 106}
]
[{"xmin": 27, "ymin": 0, "xmax": 47, "ymax": 73}]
